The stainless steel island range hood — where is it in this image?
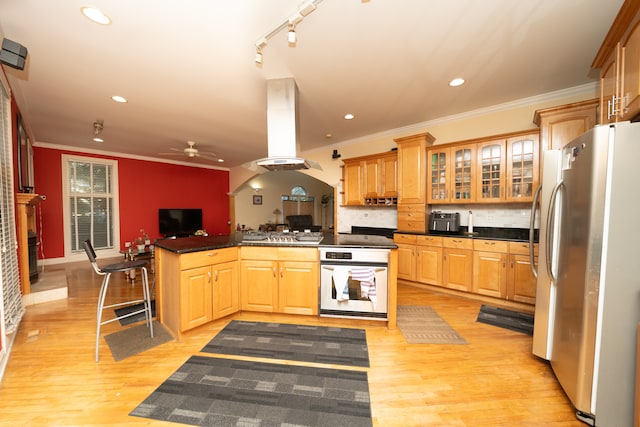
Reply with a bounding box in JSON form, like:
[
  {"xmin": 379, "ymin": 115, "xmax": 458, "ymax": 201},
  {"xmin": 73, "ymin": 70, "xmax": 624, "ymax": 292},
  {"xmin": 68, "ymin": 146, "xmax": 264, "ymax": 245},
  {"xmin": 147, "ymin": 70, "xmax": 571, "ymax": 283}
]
[{"xmin": 253, "ymin": 78, "xmax": 320, "ymax": 171}]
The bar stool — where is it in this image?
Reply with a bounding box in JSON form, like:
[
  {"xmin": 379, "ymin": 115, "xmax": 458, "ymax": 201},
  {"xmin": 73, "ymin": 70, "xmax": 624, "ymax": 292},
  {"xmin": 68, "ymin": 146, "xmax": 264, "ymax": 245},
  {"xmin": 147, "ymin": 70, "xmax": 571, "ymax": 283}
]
[{"xmin": 83, "ymin": 240, "xmax": 154, "ymax": 362}]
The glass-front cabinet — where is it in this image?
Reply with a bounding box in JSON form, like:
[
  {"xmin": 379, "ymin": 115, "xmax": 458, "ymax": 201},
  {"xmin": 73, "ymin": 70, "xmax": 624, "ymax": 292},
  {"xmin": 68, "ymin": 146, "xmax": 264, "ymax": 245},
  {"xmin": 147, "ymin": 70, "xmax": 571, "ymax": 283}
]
[
  {"xmin": 428, "ymin": 149, "xmax": 449, "ymax": 203},
  {"xmin": 428, "ymin": 145, "xmax": 475, "ymax": 203},
  {"xmin": 451, "ymin": 144, "xmax": 475, "ymax": 202},
  {"xmin": 506, "ymin": 134, "xmax": 539, "ymax": 202},
  {"xmin": 477, "ymin": 139, "xmax": 506, "ymax": 203}
]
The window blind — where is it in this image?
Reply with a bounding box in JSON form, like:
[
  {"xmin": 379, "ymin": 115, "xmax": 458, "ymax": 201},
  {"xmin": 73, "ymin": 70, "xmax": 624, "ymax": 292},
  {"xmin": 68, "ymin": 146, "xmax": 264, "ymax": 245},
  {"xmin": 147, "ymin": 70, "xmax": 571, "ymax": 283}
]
[{"xmin": 0, "ymin": 81, "xmax": 24, "ymax": 333}]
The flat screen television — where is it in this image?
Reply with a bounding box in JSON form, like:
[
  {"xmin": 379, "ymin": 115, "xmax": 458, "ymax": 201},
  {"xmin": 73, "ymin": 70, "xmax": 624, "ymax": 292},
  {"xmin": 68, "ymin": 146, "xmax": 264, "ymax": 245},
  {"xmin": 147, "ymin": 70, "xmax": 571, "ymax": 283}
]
[{"xmin": 159, "ymin": 208, "xmax": 203, "ymax": 237}]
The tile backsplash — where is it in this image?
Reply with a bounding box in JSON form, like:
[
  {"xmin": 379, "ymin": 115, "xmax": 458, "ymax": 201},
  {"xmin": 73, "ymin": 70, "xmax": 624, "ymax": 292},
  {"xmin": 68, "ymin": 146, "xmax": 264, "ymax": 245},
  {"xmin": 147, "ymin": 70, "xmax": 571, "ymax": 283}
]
[{"xmin": 338, "ymin": 203, "xmax": 539, "ymax": 233}]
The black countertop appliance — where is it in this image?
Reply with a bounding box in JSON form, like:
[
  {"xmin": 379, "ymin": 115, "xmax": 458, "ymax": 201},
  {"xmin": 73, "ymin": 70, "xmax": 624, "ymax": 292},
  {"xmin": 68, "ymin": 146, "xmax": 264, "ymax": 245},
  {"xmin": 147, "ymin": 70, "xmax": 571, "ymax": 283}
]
[{"xmin": 429, "ymin": 212, "xmax": 460, "ymax": 233}]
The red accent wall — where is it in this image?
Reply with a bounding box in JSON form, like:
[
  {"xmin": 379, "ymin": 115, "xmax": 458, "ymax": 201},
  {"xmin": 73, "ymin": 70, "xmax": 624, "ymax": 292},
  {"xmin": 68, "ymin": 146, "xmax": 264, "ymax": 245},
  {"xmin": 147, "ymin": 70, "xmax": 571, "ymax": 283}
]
[{"xmin": 33, "ymin": 146, "xmax": 230, "ymax": 259}]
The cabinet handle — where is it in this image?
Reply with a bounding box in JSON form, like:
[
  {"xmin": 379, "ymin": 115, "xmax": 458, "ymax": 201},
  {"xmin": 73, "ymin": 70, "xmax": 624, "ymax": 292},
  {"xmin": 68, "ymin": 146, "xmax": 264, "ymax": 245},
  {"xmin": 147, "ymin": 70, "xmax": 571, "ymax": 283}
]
[
  {"xmin": 273, "ymin": 267, "xmax": 277, "ymax": 277},
  {"xmin": 280, "ymin": 267, "xmax": 284, "ymax": 278},
  {"xmin": 510, "ymin": 260, "xmax": 514, "ymax": 268},
  {"xmin": 207, "ymin": 252, "xmax": 217, "ymax": 257},
  {"xmin": 484, "ymin": 241, "xmax": 495, "ymax": 246},
  {"xmin": 503, "ymin": 261, "xmax": 506, "ymax": 268},
  {"xmin": 214, "ymin": 270, "xmax": 219, "ymax": 282},
  {"xmin": 207, "ymin": 271, "xmax": 212, "ymax": 283}
]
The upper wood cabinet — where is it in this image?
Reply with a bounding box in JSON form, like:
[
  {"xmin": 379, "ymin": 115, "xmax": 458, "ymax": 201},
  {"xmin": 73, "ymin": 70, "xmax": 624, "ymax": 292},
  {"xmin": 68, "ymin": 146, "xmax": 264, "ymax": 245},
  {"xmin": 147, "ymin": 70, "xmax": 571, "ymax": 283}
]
[
  {"xmin": 476, "ymin": 138, "xmax": 506, "ymax": 203},
  {"xmin": 427, "ymin": 144, "xmax": 476, "ymax": 204},
  {"xmin": 341, "ymin": 151, "xmax": 398, "ymax": 206},
  {"xmin": 428, "ymin": 131, "xmax": 539, "ymax": 204},
  {"xmin": 533, "ymin": 99, "xmax": 599, "ymax": 152},
  {"xmin": 505, "ymin": 133, "xmax": 539, "ymax": 202},
  {"xmin": 395, "ymin": 132, "xmax": 436, "ymax": 205},
  {"xmin": 342, "ymin": 159, "xmax": 363, "ymax": 206},
  {"xmin": 593, "ymin": 1, "xmax": 640, "ymax": 123}
]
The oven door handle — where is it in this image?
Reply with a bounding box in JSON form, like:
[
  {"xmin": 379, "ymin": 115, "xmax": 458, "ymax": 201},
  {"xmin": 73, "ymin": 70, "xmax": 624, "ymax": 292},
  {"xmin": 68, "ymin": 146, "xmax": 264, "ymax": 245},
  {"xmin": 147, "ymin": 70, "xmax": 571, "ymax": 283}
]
[{"xmin": 321, "ymin": 266, "xmax": 387, "ymax": 273}]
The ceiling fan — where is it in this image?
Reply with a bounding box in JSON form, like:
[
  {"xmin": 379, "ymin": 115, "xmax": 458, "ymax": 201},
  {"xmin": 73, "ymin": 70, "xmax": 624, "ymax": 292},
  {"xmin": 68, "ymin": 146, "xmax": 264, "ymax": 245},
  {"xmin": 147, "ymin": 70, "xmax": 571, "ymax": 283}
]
[{"xmin": 158, "ymin": 141, "xmax": 221, "ymax": 162}]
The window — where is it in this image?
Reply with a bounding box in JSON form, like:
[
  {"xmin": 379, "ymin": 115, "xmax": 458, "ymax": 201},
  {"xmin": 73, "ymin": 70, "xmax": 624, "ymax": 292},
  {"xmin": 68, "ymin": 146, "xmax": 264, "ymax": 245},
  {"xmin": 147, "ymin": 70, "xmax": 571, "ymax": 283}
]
[
  {"xmin": 0, "ymin": 76, "xmax": 24, "ymax": 335},
  {"xmin": 282, "ymin": 185, "xmax": 314, "ymax": 221},
  {"xmin": 62, "ymin": 155, "xmax": 119, "ymax": 255}
]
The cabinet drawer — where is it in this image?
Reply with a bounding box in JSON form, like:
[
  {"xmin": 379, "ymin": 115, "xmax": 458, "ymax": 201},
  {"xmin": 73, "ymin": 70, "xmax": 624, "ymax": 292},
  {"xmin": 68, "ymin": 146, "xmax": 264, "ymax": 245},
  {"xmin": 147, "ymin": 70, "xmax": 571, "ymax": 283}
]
[
  {"xmin": 442, "ymin": 237, "xmax": 473, "ymax": 250},
  {"xmin": 394, "ymin": 233, "xmax": 417, "ymax": 244},
  {"xmin": 416, "ymin": 235, "xmax": 443, "ymax": 246},
  {"xmin": 397, "ymin": 217, "xmax": 426, "ymax": 233},
  {"xmin": 240, "ymin": 246, "xmax": 318, "ymax": 261},
  {"xmin": 508, "ymin": 241, "xmax": 538, "ymax": 256},
  {"xmin": 180, "ymin": 246, "xmax": 238, "ymax": 270},
  {"xmin": 473, "ymin": 239, "xmax": 508, "ymax": 253}
]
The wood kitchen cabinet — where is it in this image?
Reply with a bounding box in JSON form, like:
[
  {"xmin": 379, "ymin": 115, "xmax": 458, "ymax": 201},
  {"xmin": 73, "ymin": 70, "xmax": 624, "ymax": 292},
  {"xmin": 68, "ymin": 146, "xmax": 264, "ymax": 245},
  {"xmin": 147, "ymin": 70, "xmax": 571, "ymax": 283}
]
[
  {"xmin": 156, "ymin": 246, "xmax": 239, "ymax": 339},
  {"xmin": 427, "ymin": 144, "xmax": 476, "ymax": 204},
  {"xmin": 505, "ymin": 133, "xmax": 539, "ymax": 202},
  {"xmin": 395, "ymin": 233, "xmax": 538, "ymax": 308},
  {"xmin": 394, "ymin": 233, "xmax": 442, "ymax": 286},
  {"xmin": 593, "ymin": 1, "xmax": 640, "ymax": 123},
  {"xmin": 394, "ymin": 233, "xmax": 417, "ymax": 281},
  {"xmin": 472, "ymin": 239, "xmax": 509, "ymax": 298},
  {"xmin": 416, "ymin": 235, "xmax": 443, "ymax": 286},
  {"xmin": 180, "ymin": 260, "xmax": 238, "ymax": 331},
  {"xmin": 240, "ymin": 246, "xmax": 318, "ymax": 315},
  {"xmin": 342, "ymin": 151, "xmax": 397, "ymax": 206},
  {"xmin": 533, "ymin": 99, "xmax": 599, "ymax": 153},
  {"xmin": 429, "ymin": 131, "xmax": 538, "ymax": 204},
  {"xmin": 395, "ymin": 132, "xmax": 435, "ymax": 233},
  {"xmin": 507, "ymin": 242, "xmax": 538, "ymax": 305},
  {"xmin": 442, "ymin": 237, "xmax": 473, "ymax": 292},
  {"xmin": 342, "ymin": 159, "xmax": 363, "ymax": 206}
]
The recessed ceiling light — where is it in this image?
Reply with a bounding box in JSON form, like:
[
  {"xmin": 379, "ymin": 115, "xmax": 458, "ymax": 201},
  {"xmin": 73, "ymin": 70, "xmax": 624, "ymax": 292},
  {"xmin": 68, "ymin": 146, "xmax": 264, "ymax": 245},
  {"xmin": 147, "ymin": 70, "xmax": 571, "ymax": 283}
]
[
  {"xmin": 344, "ymin": 113, "xmax": 355, "ymax": 120},
  {"xmin": 111, "ymin": 95, "xmax": 127, "ymax": 103},
  {"xmin": 92, "ymin": 137, "xmax": 104, "ymax": 143},
  {"xmin": 217, "ymin": 159, "xmax": 224, "ymax": 163},
  {"xmin": 449, "ymin": 78, "xmax": 465, "ymax": 87},
  {"xmin": 80, "ymin": 7, "xmax": 111, "ymax": 25}
]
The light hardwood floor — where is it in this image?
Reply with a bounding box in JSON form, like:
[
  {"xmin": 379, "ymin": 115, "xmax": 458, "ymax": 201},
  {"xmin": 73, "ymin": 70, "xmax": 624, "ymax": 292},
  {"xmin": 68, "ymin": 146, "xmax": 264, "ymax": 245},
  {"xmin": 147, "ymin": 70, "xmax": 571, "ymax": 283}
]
[{"xmin": 0, "ymin": 259, "xmax": 583, "ymax": 426}]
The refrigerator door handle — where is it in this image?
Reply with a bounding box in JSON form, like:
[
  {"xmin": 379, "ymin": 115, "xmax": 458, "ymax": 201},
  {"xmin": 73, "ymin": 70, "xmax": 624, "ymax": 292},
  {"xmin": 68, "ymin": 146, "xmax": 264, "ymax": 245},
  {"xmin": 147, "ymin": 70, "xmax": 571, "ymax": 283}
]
[
  {"xmin": 545, "ymin": 180, "xmax": 564, "ymax": 283},
  {"xmin": 529, "ymin": 184, "xmax": 542, "ymax": 278}
]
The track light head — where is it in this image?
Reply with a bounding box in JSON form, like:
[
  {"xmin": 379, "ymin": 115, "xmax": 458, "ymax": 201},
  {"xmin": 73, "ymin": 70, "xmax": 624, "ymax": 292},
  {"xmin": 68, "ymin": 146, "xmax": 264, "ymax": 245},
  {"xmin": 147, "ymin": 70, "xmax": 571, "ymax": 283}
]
[{"xmin": 288, "ymin": 25, "xmax": 297, "ymax": 44}]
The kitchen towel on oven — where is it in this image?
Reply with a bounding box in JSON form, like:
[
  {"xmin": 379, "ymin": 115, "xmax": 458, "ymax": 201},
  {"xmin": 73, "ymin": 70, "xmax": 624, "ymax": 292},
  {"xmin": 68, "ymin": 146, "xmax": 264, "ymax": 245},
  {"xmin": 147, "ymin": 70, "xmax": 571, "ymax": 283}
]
[
  {"xmin": 332, "ymin": 266, "xmax": 350, "ymax": 301},
  {"xmin": 350, "ymin": 267, "xmax": 377, "ymax": 307}
]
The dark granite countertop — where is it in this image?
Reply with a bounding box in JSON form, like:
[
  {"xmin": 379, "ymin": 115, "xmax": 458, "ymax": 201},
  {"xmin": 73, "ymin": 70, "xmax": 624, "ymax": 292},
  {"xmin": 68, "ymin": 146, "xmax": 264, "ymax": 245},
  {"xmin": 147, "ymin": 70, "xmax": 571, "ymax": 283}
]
[
  {"xmin": 154, "ymin": 232, "xmax": 397, "ymax": 254},
  {"xmin": 395, "ymin": 227, "xmax": 539, "ymax": 243}
]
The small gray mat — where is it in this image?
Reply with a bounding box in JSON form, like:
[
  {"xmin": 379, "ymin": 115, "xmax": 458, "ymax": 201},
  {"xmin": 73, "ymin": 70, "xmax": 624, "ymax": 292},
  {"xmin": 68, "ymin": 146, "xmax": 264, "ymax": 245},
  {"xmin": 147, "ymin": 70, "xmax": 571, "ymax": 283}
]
[
  {"xmin": 397, "ymin": 305, "xmax": 467, "ymax": 344},
  {"xmin": 104, "ymin": 320, "xmax": 172, "ymax": 361}
]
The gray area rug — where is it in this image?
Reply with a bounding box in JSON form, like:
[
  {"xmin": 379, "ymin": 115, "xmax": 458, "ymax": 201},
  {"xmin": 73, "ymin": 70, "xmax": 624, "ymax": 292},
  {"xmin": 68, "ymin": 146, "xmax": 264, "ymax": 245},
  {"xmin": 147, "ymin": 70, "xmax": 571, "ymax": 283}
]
[
  {"xmin": 130, "ymin": 355, "xmax": 372, "ymax": 427},
  {"xmin": 397, "ymin": 305, "xmax": 467, "ymax": 344},
  {"xmin": 104, "ymin": 320, "xmax": 172, "ymax": 361},
  {"xmin": 201, "ymin": 320, "xmax": 370, "ymax": 367}
]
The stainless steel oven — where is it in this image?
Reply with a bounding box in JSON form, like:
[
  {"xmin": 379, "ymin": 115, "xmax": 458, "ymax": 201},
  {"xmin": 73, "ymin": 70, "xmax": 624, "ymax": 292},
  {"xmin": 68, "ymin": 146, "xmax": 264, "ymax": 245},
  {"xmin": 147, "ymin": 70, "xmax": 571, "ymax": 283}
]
[{"xmin": 319, "ymin": 247, "xmax": 389, "ymax": 320}]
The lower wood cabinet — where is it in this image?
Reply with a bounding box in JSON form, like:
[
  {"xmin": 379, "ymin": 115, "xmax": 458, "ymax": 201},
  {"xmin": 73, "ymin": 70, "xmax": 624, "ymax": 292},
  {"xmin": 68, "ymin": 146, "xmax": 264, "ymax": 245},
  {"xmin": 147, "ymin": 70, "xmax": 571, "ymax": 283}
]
[
  {"xmin": 473, "ymin": 240, "xmax": 509, "ymax": 298},
  {"xmin": 395, "ymin": 233, "xmax": 538, "ymax": 306},
  {"xmin": 156, "ymin": 246, "xmax": 239, "ymax": 339},
  {"xmin": 442, "ymin": 237, "xmax": 473, "ymax": 292},
  {"xmin": 507, "ymin": 242, "xmax": 538, "ymax": 305},
  {"xmin": 240, "ymin": 246, "xmax": 318, "ymax": 315},
  {"xmin": 181, "ymin": 260, "xmax": 238, "ymax": 331}
]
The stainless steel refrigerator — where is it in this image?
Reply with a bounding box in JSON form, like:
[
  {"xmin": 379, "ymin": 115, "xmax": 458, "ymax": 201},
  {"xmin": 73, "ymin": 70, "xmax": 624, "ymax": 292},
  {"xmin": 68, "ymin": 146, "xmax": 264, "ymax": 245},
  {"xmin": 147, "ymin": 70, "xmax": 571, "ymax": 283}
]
[{"xmin": 531, "ymin": 122, "xmax": 640, "ymax": 426}]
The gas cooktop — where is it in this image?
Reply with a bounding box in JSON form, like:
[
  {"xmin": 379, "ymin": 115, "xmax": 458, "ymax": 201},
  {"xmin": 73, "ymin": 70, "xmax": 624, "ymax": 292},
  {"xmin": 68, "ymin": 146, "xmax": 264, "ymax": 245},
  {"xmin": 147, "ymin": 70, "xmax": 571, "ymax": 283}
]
[{"xmin": 242, "ymin": 231, "xmax": 324, "ymax": 245}]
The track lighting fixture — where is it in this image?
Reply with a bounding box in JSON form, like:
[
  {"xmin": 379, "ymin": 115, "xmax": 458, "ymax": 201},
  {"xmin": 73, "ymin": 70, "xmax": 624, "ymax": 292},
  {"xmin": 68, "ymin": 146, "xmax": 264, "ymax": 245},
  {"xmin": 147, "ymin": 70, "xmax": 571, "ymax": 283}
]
[
  {"xmin": 92, "ymin": 119, "xmax": 104, "ymax": 142},
  {"xmin": 288, "ymin": 24, "xmax": 297, "ymax": 44},
  {"xmin": 254, "ymin": 0, "xmax": 322, "ymax": 64}
]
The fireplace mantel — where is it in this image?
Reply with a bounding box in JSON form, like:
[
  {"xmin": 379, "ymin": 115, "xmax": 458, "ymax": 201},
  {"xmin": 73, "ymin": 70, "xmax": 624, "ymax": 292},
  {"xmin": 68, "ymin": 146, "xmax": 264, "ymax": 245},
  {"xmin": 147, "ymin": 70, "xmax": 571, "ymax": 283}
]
[{"xmin": 15, "ymin": 193, "xmax": 40, "ymax": 295}]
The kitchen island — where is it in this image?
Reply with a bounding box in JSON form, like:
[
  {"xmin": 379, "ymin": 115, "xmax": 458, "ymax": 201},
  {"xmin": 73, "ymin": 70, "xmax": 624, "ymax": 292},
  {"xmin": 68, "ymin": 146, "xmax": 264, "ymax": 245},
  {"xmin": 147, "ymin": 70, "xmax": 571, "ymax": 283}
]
[{"xmin": 154, "ymin": 233, "xmax": 398, "ymax": 340}]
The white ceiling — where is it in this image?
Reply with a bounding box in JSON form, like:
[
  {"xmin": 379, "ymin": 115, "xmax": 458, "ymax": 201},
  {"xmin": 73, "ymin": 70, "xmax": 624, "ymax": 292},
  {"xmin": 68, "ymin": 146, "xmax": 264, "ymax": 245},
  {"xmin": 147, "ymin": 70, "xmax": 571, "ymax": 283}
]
[{"xmin": 0, "ymin": 0, "xmax": 623, "ymax": 169}]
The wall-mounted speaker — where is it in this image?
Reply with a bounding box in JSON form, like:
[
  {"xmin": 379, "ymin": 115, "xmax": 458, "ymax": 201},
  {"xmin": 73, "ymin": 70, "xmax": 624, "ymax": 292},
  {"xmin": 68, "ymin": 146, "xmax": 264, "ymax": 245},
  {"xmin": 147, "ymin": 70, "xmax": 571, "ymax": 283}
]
[{"xmin": 0, "ymin": 38, "xmax": 28, "ymax": 70}]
